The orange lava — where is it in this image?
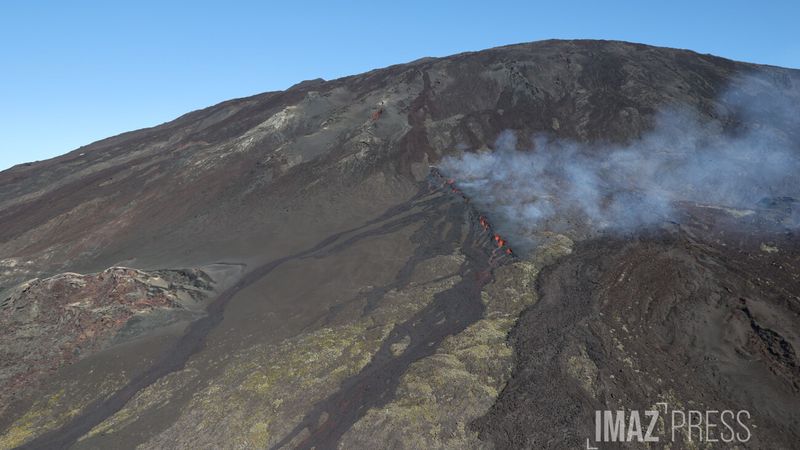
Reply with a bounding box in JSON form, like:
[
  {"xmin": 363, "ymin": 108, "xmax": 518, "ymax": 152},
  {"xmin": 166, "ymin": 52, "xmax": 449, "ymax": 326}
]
[{"xmin": 432, "ymin": 169, "xmax": 514, "ymax": 258}]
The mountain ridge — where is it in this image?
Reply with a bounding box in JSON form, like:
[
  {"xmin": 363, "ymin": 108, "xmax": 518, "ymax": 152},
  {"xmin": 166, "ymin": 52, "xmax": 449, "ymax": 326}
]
[{"xmin": 2, "ymin": 39, "xmax": 799, "ymax": 449}]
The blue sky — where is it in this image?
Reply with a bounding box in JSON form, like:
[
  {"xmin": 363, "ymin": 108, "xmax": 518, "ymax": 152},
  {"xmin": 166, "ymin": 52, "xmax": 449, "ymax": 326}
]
[{"xmin": 1, "ymin": 0, "xmax": 798, "ymax": 171}]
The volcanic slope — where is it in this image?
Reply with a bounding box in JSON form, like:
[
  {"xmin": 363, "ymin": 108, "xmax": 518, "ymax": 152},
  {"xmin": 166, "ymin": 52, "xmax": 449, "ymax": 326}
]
[{"xmin": 1, "ymin": 40, "xmax": 799, "ymax": 448}]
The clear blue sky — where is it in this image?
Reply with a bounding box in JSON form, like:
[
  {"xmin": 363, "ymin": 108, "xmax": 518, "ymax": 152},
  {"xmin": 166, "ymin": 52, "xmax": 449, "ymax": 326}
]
[{"xmin": 1, "ymin": 0, "xmax": 798, "ymax": 171}]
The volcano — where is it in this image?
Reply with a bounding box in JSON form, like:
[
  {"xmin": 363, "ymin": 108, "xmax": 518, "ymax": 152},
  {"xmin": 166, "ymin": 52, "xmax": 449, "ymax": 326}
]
[{"xmin": 1, "ymin": 40, "xmax": 799, "ymax": 449}]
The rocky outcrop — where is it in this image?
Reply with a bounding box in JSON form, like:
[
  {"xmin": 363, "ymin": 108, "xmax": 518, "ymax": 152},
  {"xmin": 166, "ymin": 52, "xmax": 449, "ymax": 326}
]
[{"xmin": 0, "ymin": 267, "xmax": 213, "ymax": 416}]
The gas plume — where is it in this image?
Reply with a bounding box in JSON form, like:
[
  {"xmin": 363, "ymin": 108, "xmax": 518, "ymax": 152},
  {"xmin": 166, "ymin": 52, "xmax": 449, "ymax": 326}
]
[{"xmin": 439, "ymin": 74, "xmax": 800, "ymax": 251}]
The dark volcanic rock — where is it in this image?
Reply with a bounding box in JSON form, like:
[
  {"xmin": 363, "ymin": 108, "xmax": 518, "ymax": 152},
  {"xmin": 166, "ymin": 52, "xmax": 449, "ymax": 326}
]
[
  {"xmin": 473, "ymin": 205, "xmax": 800, "ymax": 448},
  {"xmin": 2, "ymin": 40, "xmax": 797, "ymax": 284},
  {"xmin": 1, "ymin": 40, "xmax": 799, "ymax": 449}
]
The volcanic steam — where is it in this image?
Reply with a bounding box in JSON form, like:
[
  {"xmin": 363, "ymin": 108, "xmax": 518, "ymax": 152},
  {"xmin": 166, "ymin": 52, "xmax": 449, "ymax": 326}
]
[{"xmin": 439, "ymin": 75, "xmax": 800, "ymax": 253}]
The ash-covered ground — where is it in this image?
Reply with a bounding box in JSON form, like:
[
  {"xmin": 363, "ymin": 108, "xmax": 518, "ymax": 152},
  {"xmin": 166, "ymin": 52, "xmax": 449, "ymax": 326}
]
[{"xmin": 1, "ymin": 40, "xmax": 799, "ymax": 449}]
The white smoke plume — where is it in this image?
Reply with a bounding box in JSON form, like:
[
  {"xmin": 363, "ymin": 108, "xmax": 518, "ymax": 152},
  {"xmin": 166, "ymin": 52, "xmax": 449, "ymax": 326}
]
[{"xmin": 439, "ymin": 74, "xmax": 800, "ymax": 252}]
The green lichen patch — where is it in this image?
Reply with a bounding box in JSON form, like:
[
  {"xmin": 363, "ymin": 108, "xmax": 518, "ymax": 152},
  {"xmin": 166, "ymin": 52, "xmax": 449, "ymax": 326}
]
[
  {"xmin": 338, "ymin": 316, "xmax": 515, "ymax": 449},
  {"xmin": 0, "ymin": 390, "xmax": 67, "ymax": 450},
  {"xmin": 0, "ymin": 373, "xmax": 127, "ymax": 450},
  {"xmin": 564, "ymin": 344, "xmax": 599, "ymax": 397},
  {"xmin": 81, "ymin": 367, "xmax": 200, "ymax": 441},
  {"xmin": 120, "ymin": 322, "xmax": 393, "ymax": 449},
  {"xmin": 338, "ymin": 235, "xmax": 574, "ymax": 449},
  {"xmin": 104, "ymin": 262, "xmax": 465, "ymax": 449}
]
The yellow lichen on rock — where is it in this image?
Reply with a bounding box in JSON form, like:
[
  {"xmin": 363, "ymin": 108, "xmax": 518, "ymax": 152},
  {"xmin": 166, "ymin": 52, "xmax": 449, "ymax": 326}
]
[
  {"xmin": 564, "ymin": 344, "xmax": 599, "ymax": 396},
  {"xmin": 135, "ymin": 322, "xmax": 392, "ymax": 449},
  {"xmin": 338, "ymin": 235, "xmax": 573, "ymax": 449},
  {"xmin": 1, "ymin": 369, "xmax": 130, "ymax": 450},
  {"xmin": 338, "ymin": 314, "xmax": 517, "ymax": 449},
  {"xmin": 131, "ymin": 265, "xmax": 465, "ymax": 449},
  {"xmin": 0, "ymin": 390, "xmax": 66, "ymax": 450},
  {"xmin": 81, "ymin": 368, "xmax": 200, "ymax": 440}
]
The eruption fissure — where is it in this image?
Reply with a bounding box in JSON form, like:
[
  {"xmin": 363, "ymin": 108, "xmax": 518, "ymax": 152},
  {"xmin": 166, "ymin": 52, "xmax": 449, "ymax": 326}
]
[
  {"xmin": 428, "ymin": 167, "xmax": 515, "ymax": 265},
  {"xmin": 439, "ymin": 77, "xmax": 800, "ymax": 253},
  {"xmin": 274, "ymin": 171, "xmax": 517, "ymax": 450}
]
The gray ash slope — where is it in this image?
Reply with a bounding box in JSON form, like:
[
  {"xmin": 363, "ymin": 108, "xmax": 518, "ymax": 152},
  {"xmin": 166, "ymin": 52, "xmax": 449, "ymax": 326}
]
[
  {"xmin": 0, "ymin": 40, "xmax": 799, "ymax": 449},
  {"xmin": 2, "ymin": 39, "xmax": 797, "ymax": 279}
]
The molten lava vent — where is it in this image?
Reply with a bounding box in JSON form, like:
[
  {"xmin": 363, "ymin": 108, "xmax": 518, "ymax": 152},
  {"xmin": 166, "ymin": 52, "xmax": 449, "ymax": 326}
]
[{"xmin": 428, "ymin": 167, "xmax": 515, "ymax": 266}]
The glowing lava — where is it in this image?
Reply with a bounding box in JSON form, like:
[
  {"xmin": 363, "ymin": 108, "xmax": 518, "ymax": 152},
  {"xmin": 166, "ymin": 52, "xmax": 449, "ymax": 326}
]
[{"xmin": 430, "ymin": 167, "xmax": 515, "ymax": 259}]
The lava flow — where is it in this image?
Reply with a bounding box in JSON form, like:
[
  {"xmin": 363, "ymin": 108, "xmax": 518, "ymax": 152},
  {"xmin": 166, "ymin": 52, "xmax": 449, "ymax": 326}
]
[{"xmin": 429, "ymin": 167, "xmax": 515, "ymax": 265}]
